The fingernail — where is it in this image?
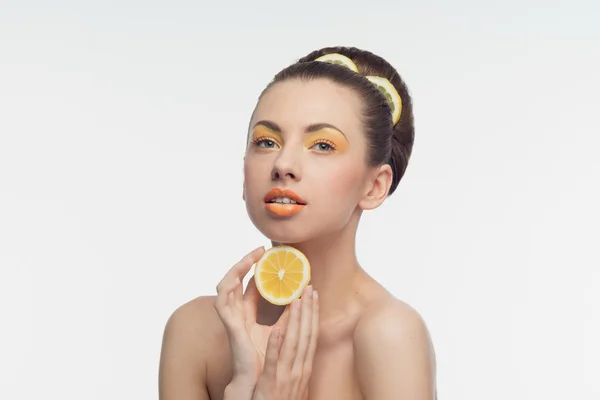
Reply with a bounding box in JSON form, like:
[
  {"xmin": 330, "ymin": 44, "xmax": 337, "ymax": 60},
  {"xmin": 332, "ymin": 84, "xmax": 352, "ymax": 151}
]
[
  {"xmin": 306, "ymin": 285, "xmax": 313, "ymax": 297},
  {"xmin": 273, "ymin": 327, "xmax": 280, "ymax": 338},
  {"xmin": 313, "ymin": 290, "xmax": 319, "ymax": 300},
  {"xmin": 294, "ymin": 299, "xmax": 302, "ymax": 309}
]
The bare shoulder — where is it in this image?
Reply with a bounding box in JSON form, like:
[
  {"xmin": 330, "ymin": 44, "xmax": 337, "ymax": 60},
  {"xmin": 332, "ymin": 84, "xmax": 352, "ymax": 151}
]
[
  {"xmin": 159, "ymin": 296, "xmax": 223, "ymax": 400},
  {"xmin": 355, "ymin": 296, "xmax": 432, "ymax": 343},
  {"xmin": 165, "ymin": 295, "xmax": 220, "ymax": 328},
  {"xmin": 163, "ymin": 295, "xmax": 224, "ymax": 344},
  {"xmin": 354, "ymin": 296, "xmax": 437, "ymax": 399}
]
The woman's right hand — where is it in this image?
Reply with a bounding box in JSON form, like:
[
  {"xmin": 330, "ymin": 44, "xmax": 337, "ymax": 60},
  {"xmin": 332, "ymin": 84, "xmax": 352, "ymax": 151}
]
[{"xmin": 214, "ymin": 246, "xmax": 290, "ymax": 388}]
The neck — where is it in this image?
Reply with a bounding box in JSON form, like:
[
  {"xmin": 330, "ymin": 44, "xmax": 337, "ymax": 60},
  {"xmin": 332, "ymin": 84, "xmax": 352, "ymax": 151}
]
[{"xmin": 270, "ymin": 212, "xmax": 368, "ymax": 321}]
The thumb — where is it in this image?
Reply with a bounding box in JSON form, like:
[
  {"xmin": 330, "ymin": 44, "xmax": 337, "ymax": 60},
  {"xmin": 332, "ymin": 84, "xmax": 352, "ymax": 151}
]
[{"xmin": 244, "ymin": 275, "xmax": 261, "ymax": 304}]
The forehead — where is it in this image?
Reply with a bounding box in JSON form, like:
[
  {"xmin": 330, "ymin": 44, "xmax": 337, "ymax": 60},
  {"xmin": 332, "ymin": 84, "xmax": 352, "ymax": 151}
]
[{"xmin": 251, "ymin": 79, "xmax": 363, "ymax": 134}]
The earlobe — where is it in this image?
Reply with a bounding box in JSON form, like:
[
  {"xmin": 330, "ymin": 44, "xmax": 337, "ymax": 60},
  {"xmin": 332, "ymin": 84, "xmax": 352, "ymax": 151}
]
[{"xmin": 358, "ymin": 165, "xmax": 393, "ymax": 210}]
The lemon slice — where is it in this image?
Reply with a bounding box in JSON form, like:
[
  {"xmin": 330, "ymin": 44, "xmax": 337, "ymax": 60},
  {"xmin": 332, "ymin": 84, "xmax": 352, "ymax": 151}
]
[
  {"xmin": 254, "ymin": 245, "xmax": 311, "ymax": 306},
  {"xmin": 314, "ymin": 53, "xmax": 359, "ymax": 72},
  {"xmin": 366, "ymin": 76, "xmax": 402, "ymax": 125}
]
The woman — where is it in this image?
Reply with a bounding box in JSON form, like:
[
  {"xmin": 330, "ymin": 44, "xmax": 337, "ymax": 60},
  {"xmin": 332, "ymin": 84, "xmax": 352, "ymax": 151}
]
[{"xmin": 159, "ymin": 46, "xmax": 437, "ymax": 400}]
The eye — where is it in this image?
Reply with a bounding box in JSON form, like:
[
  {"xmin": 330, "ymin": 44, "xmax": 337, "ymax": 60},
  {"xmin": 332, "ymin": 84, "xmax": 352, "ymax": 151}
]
[
  {"xmin": 309, "ymin": 140, "xmax": 336, "ymax": 152},
  {"xmin": 252, "ymin": 137, "xmax": 280, "ymax": 149}
]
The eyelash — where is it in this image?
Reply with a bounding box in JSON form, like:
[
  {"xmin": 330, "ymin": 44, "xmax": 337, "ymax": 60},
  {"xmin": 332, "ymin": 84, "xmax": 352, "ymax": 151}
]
[
  {"xmin": 309, "ymin": 139, "xmax": 337, "ymax": 152},
  {"xmin": 251, "ymin": 137, "xmax": 337, "ymax": 152},
  {"xmin": 251, "ymin": 136, "xmax": 281, "ymax": 149}
]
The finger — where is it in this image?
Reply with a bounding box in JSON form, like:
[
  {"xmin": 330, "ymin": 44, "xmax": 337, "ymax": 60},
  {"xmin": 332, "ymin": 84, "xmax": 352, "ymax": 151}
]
[
  {"xmin": 233, "ymin": 277, "xmax": 244, "ymax": 309},
  {"xmin": 279, "ymin": 298, "xmax": 302, "ymax": 370},
  {"xmin": 241, "ymin": 278, "xmax": 260, "ymax": 324},
  {"xmin": 243, "ymin": 275, "xmax": 261, "ymax": 305},
  {"xmin": 263, "ymin": 327, "xmax": 281, "ymax": 379},
  {"xmin": 303, "ymin": 289, "xmax": 320, "ymax": 372},
  {"xmin": 274, "ymin": 303, "xmax": 291, "ymax": 331},
  {"xmin": 216, "ymin": 246, "xmax": 264, "ymax": 295},
  {"xmin": 302, "ymin": 386, "xmax": 309, "ymax": 400},
  {"xmin": 293, "ymin": 286, "xmax": 313, "ymax": 371},
  {"xmin": 228, "ymin": 291, "xmax": 236, "ymax": 311},
  {"xmin": 215, "ymin": 275, "xmax": 242, "ymax": 314}
]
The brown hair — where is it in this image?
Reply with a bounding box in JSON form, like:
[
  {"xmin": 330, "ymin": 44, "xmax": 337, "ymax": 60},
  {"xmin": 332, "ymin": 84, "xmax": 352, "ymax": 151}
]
[{"xmin": 257, "ymin": 46, "xmax": 415, "ymax": 196}]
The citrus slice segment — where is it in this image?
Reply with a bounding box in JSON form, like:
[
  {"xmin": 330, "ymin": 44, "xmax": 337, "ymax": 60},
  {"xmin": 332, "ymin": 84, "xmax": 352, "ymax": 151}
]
[
  {"xmin": 365, "ymin": 75, "xmax": 403, "ymax": 125},
  {"xmin": 314, "ymin": 53, "xmax": 359, "ymax": 72},
  {"xmin": 254, "ymin": 245, "xmax": 311, "ymax": 306}
]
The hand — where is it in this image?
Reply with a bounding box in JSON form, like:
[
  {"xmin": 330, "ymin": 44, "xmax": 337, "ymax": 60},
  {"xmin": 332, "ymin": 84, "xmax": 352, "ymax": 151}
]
[
  {"xmin": 253, "ymin": 286, "xmax": 319, "ymax": 400},
  {"xmin": 214, "ymin": 247, "xmax": 291, "ymax": 386}
]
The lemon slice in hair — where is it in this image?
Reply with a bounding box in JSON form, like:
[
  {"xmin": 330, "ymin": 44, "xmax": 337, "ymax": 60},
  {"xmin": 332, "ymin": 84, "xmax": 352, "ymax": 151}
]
[
  {"xmin": 314, "ymin": 53, "xmax": 359, "ymax": 72},
  {"xmin": 366, "ymin": 76, "xmax": 402, "ymax": 125}
]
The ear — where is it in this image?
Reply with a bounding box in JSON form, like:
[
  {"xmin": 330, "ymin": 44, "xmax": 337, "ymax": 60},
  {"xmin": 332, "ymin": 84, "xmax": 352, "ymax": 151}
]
[{"xmin": 358, "ymin": 164, "xmax": 393, "ymax": 211}]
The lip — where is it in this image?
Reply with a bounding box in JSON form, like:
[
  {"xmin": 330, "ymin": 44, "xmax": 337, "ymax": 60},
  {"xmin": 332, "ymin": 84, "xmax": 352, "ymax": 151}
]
[
  {"xmin": 264, "ymin": 188, "xmax": 307, "ymax": 205},
  {"xmin": 264, "ymin": 188, "xmax": 307, "ymax": 217}
]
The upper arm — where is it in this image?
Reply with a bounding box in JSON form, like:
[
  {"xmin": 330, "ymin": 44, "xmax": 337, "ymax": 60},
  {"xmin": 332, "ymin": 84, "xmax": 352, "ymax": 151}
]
[
  {"xmin": 354, "ymin": 300, "xmax": 437, "ymax": 400},
  {"xmin": 159, "ymin": 297, "xmax": 213, "ymax": 400}
]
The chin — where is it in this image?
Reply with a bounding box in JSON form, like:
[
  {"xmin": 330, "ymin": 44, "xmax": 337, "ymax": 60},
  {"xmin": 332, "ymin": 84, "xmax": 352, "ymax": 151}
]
[
  {"xmin": 245, "ymin": 205, "xmax": 317, "ymax": 245},
  {"xmin": 255, "ymin": 219, "xmax": 314, "ymax": 245}
]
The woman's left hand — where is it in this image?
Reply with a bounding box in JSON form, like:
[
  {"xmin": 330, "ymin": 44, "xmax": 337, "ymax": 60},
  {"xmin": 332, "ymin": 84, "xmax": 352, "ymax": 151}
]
[{"xmin": 253, "ymin": 285, "xmax": 319, "ymax": 400}]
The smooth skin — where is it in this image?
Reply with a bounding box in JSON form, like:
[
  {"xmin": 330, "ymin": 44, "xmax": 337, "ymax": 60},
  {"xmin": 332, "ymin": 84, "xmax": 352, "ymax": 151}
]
[{"xmin": 159, "ymin": 79, "xmax": 437, "ymax": 399}]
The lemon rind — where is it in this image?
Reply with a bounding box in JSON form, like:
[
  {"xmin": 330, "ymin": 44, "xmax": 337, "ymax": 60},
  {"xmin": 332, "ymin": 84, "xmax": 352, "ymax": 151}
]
[
  {"xmin": 314, "ymin": 53, "xmax": 359, "ymax": 73},
  {"xmin": 365, "ymin": 75, "xmax": 402, "ymax": 125}
]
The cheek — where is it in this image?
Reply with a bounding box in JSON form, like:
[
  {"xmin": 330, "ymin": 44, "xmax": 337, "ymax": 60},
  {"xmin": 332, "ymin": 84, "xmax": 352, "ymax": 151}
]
[
  {"xmin": 311, "ymin": 160, "xmax": 365, "ymax": 201},
  {"xmin": 243, "ymin": 157, "xmax": 270, "ymax": 195}
]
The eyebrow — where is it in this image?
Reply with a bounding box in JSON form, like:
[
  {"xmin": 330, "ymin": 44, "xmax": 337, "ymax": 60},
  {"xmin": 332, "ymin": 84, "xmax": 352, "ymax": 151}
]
[{"xmin": 252, "ymin": 120, "xmax": 347, "ymax": 138}]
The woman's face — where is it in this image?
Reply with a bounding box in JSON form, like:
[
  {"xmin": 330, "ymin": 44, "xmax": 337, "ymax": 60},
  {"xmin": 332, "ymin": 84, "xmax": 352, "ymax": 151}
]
[{"xmin": 243, "ymin": 78, "xmax": 379, "ymax": 244}]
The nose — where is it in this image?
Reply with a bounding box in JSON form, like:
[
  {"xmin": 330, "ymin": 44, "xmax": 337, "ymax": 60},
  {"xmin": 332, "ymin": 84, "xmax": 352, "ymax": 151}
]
[{"xmin": 271, "ymin": 148, "xmax": 301, "ymax": 182}]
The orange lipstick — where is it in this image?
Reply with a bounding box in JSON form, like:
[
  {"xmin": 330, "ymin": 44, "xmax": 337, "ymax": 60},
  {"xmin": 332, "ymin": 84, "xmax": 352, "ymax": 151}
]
[{"xmin": 264, "ymin": 188, "xmax": 306, "ymax": 217}]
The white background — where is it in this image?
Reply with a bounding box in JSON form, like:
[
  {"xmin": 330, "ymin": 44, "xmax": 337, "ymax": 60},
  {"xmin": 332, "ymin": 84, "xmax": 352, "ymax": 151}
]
[{"xmin": 1, "ymin": 1, "xmax": 598, "ymax": 399}]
